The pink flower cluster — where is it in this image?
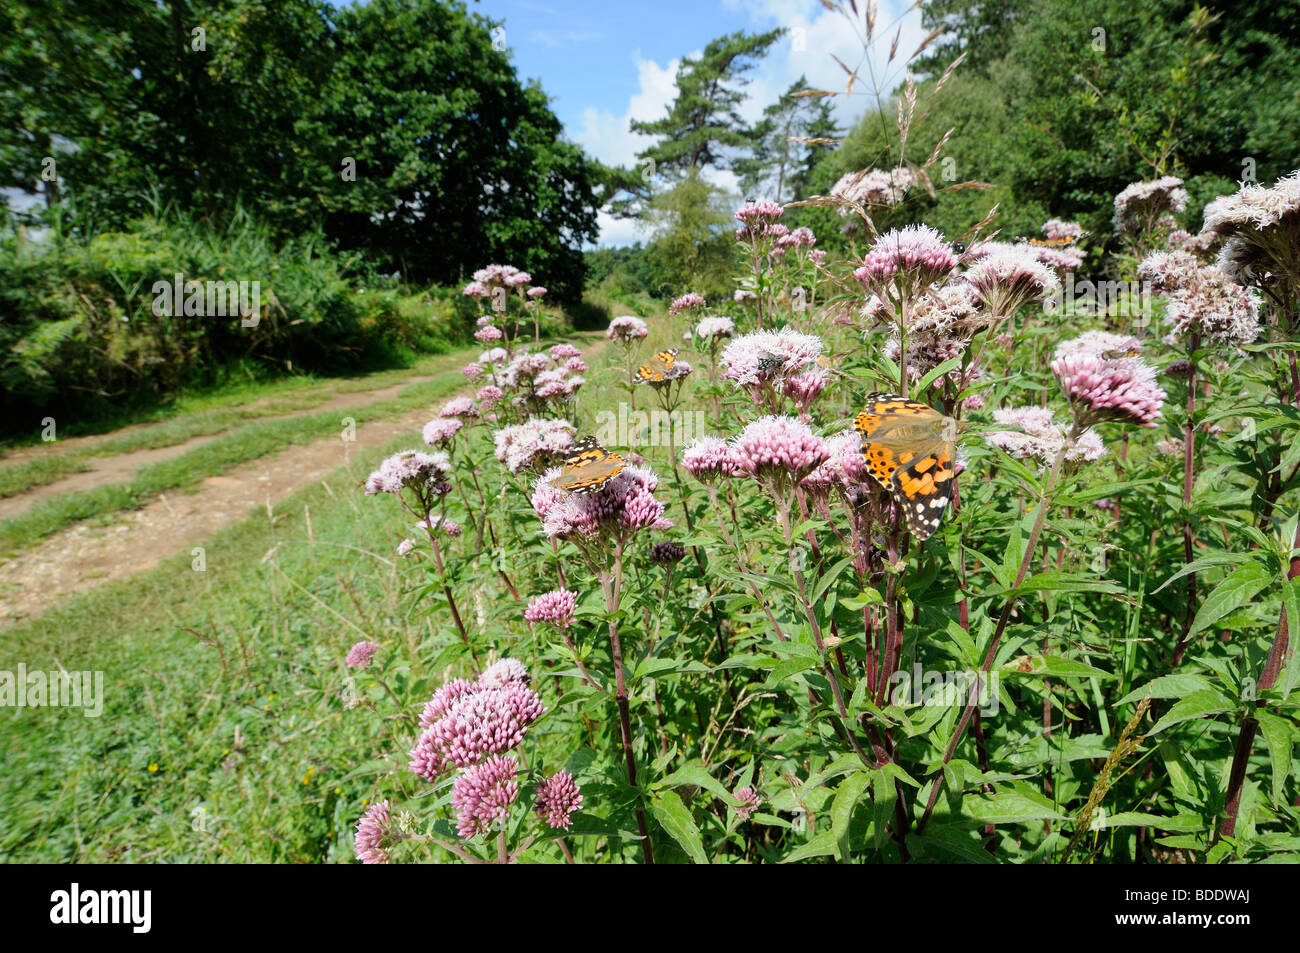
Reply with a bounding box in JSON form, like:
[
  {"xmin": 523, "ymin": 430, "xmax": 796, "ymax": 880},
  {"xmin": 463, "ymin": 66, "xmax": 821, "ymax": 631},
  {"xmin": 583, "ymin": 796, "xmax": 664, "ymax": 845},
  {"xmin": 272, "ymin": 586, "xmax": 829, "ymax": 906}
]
[
  {"xmin": 734, "ymin": 201, "xmax": 785, "ymax": 240},
  {"xmin": 731, "ymin": 415, "xmax": 829, "ymax": 483},
  {"xmin": 423, "ymin": 417, "xmax": 463, "ymax": 447},
  {"xmin": 963, "ymin": 246, "xmax": 1060, "ymax": 315},
  {"xmin": 800, "ymin": 429, "xmax": 868, "ymax": 494},
  {"xmin": 493, "ymin": 417, "xmax": 575, "ymax": 473},
  {"xmin": 472, "ymin": 263, "xmax": 531, "ymax": 289},
  {"xmin": 719, "ymin": 328, "xmax": 823, "ymax": 386},
  {"xmin": 346, "ymin": 640, "xmax": 380, "ymax": 669},
  {"xmin": 523, "ymin": 587, "xmax": 578, "ymax": 629},
  {"xmin": 733, "ymin": 786, "xmax": 761, "ymax": 821},
  {"xmin": 1113, "ymin": 176, "xmax": 1189, "ymax": 234},
  {"xmin": 364, "ymin": 450, "xmax": 452, "ymax": 496},
  {"xmin": 830, "ymin": 167, "xmax": 915, "ymax": 210},
  {"xmin": 695, "ymin": 316, "xmax": 735, "ymax": 340},
  {"xmin": 415, "ymin": 514, "xmax": 462, "ymax": 538},
  {"xmin": 439, "ymin": 397, "xmax": 478, "ymax": 419},
  {"xmin": 985, "ymin": 406, "xmax": 1105, "ymax": 464},
  {"xmin": 353, "ymin": 800, "xmax": 391, "ymax": 864},
  {"xmin": 409, "ymin": 670, "xmax": 545, "ymax": 782},
  {"xmin": 1042, "ymin": 219, "xmax": 1084, "ymax": 241},
  {"xmin": 531, "ymin": 465, "xmax": 671, "ymax": 541},
  {"xmin": 669, "ymin": 292, "xmax": 708, "ymax": 315},
  {"xmin": 534, "ymin": 770, "xmax": 584, "ymax": 829},
  {"xmin": 452, "ymin": 754, "xmax": 520, "ymax": 838},
  {"xmin": 607, "ymin": 315, "xmax": 649, "ymax": 341},
  {"xmin": 681, "ymin": 436, "xmax": 743, "ymax": 483},
  {"xmin": 854, "ymin": 225, "xmax": 959, "ymax": 297},
  {"xmin": 1051, "ymin": 341, "xmax": 1166, "ymax": 427}
]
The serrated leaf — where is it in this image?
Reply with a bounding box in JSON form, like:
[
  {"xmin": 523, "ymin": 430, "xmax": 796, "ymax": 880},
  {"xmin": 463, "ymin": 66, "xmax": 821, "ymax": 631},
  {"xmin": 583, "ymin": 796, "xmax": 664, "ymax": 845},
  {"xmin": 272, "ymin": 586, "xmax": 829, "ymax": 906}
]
[
  {"xmin": 781, "ymin": 829, "xmax": 838, "ymax": 863},
  {"xmin": 1147, "ymin": 689, "xmax": 1235, "ymax": 735},
  {"xmin": 1187, "ymin": 561, "xmax": 1270, "ymax": 638},
  {"xmin": 1255, "ymin": 710, "xmax": 1294, "ymax": 806},
  {"xmin": 964, "ymin": 788, "xmax": 1066, "ymax": 824},
  {"xmin": 655, "ymin": 761, "xmax": 739, "ymax": 805},
  {"xmin": 650, "ymin": 791, "xmax": 707, "ymax": 864},
  {"xmin": 1118, "ymin": 673, "xmax": 1215, "ymax": 706},
  {"xmin": 830, "ymin": 771, "xmax": 871, "ymax": 861}
]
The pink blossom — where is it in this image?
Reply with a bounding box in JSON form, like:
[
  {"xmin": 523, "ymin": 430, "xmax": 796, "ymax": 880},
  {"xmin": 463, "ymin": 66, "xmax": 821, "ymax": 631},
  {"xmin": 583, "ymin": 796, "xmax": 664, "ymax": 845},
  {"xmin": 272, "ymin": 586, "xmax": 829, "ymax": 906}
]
[
  {"xmin": 681, "ymin": 436, "xmax": 742, "ymax": 483},
  {"xmin": 669, "ymin": 292, "xmax": 707, "ymax": 315},
  {"xmin": 535, "ymin": 771, "xmax": 583, "ymax": 829},
  {"xmin": 1052, "ymin": 346, "xmax": 1167, "ymax": 427},
  {"xmin": 731, "ymin": 416, "xmax": 830, "ymax": 483},
  {"xmin": 364, "ymin": 450, "xmax": 451, "ymax": 496},
  {"xmin": 964, "ymin": 246, "xmax": 1060, "ymax": 315},
  {"xmin": 423, "ymin": 417, "xmax": 463, "ymax": 447},
  {"xmin": 346, "ymin": 640, "xmax": 380, "ymax": 670},
  {"xmin": 462, "ymin": 362, "xmax": 484, "ymax": 379},
  {"xmin": 985, "ymin": 406, "xmax": 1105, "ymax": 463},
  {"xmin": 607, "ymin": 315, "xmax": 649, "ymax": 341},
  {"xmin": 452, "ymin": 755, "xmax": 519, "ymax": 838},
  {"xmin": 479, "ymin": 658, "xmax": 530, "ymax": 689},
  {"xmin": 1114, "ymin": 176, "xmax": 1189, "ymax": 234},
  {"xmin": 733, "ymin": 786, "xmax": 761, "ymax": 821},
  {"xmin": 527, "ymin": 286, "xmax": 547, "ymax": 298},
  {"xmin": 354, "ymin": 801, "xmax": 391, "ymax": 864},
  {"xmin": 549, "ymin": 343, "xmax": 582, "ymax": 359},
  {"xmin": 695, "ymin": 316, "xmax": 735, "ymax": 340},
  {"xmin": 523, "ymin": 588, "xmax": 578, "ymax": 629},
  {"xmin": 854, "ymin": 225, "xmax": 959, "ymax": 297},
  {"xmin": 493, "ymin": 418, "xmax": 576, "ymax": 473},
  {"xmin": 475, "ymin": 326, "xmax": 503, "ymax": 342},
  {"xmin": 532, "ymin": 464, "xmax": 670, "ymax": 541}
]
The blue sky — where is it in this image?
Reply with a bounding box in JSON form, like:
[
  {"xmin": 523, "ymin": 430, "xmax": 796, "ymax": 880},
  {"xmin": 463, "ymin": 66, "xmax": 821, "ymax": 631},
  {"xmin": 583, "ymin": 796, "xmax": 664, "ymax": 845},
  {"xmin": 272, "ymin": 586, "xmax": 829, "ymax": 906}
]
[{"xmin": 460, "ymin": 0, "xmax": 925, "ymax": 244}]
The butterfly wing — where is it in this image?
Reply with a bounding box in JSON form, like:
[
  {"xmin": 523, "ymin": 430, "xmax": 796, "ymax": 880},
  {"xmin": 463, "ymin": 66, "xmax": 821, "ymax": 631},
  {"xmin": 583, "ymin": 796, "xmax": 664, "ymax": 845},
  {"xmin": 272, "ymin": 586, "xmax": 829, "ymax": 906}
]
[
  {"xmin": 550, "ymin": 436, "xmax": 625, "ymax": 493},
  {"xmin": 893, "ymin": 447, "xmax": 956, "ymax": 540}
]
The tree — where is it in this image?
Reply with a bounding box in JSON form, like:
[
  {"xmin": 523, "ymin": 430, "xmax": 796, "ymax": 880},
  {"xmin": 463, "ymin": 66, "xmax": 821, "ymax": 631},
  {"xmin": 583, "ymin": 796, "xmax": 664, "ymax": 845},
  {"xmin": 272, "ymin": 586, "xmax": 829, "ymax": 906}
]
[
  {"xmin": 606, "ymin": 29, "xmax": 783, "ymax": 218},
  {"xmin": 734, "ymin": 76, "xmax": 843, "ymax": 204}
]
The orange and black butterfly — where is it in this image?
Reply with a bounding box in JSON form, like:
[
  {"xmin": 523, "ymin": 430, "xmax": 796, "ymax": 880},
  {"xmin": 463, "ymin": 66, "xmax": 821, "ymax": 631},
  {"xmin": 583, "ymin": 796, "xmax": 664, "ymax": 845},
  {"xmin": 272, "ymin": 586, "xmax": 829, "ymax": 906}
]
[
  {"xmin": 549, "ymin": 436, "xmax": 625, "ymax": 494},
  {"xmin": 1025, "ymin": 233, "xmax": 1086, "ymax": 248},
  {"xmin": 1102, "ymin": 346, "xmax": 1142, "ymax": 359},
  {"xmin": 854, "ymin": 393, "xmax": 958, "ymax": 541},
  {"xmin": 636, "ymin": 348, "xmax": 684, "ymax": 384}
]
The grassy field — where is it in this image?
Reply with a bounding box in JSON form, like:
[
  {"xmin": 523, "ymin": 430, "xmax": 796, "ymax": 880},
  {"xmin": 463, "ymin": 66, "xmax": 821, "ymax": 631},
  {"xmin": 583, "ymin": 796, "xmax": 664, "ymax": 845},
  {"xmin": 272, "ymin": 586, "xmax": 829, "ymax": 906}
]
[{"xmin": 0, "ymin": 321, "xmax": 657, "ymax": 862}]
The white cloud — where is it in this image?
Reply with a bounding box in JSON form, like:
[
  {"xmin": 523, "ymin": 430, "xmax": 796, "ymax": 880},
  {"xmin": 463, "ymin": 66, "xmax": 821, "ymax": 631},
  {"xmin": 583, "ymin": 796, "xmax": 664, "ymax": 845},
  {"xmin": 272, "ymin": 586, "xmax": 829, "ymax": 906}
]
[
  {"xmin": 574, "ymin": 54, "xmax": 682, "ymax": 168},
  {"xmin": 579, "ymin": 1, "xmax": 926, "ymax": 244}
]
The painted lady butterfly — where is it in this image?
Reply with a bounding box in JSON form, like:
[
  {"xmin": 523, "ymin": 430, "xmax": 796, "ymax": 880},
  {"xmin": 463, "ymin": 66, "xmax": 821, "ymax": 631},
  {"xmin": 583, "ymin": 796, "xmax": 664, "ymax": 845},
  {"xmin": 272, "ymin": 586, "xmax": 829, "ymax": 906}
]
[
  {"xmin": 548, "ymin": 436, "xmax": 626, "ymax": 494},
  {"xmin": 854, "ymin": 392, "xmax": 958, "ymax": 540}
]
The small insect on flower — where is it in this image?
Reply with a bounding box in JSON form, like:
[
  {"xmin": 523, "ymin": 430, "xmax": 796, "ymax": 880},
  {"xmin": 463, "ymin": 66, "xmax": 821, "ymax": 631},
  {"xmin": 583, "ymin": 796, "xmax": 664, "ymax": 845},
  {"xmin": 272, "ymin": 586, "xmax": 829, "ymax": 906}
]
[
  {"xmin": 548, "ymin": 436, "xmax": 626, "ymax": 494},
  {"xmin": 636, "ymin": 349, "xmax": 688, "ymax": 383},
  {"xmin": 855, "ymin": 393, "xmax": 959, "ymax": 540}
]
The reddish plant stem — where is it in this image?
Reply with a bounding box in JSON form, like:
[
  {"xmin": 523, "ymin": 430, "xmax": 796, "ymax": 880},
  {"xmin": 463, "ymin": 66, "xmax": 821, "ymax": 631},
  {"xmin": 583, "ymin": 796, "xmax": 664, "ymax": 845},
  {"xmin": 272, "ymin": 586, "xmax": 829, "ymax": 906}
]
[{"xmin": 917, "ymin": 435, "xmax": 1071, "ymax": 833}]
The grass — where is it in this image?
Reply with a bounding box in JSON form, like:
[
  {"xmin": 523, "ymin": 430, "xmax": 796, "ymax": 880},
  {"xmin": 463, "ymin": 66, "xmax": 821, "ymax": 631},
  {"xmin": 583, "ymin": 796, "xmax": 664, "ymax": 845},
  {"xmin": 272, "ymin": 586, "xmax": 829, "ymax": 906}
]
[
  {"xmin": 0, "ymin": 353, "xmax": 471, "ymax": 501},
  {"xmin": 0, "ymin": 327, "xmax": 614, "ymax": 860},
  {"xmin": 0, "ymin": 319, "xmax": 657, "ymax": 862},
  {"xmin": 0, "ymin": 336, "xmax": 599, "ymax": 554}
]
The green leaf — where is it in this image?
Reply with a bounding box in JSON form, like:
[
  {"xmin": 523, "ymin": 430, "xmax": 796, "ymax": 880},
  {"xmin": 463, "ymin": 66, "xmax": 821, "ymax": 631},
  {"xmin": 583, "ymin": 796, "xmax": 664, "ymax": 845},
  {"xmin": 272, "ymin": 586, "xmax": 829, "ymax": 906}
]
[
  {"xmin": 649, "ymin": 791, "xmax": 707, "ymax": 864},
  {"xmin": 830, "ymin": 771, "xmax": 871, "ymax": 862},
  {"xmin": 1255, "ymin": 711, "xmax": 1294, "ymax": 806},
  {"xmin": 1118, "ymin": 673, "xmax": 1216, "ymax": 706},
  {"xmin": 963, "ymin": 788, "xmax": 1067, "ymax": 825},
  {"xmin": 1187, "ymin": 561, "xmax": 1271, "ymax": 638},
  {"xmin": 916, "ymin": 356, "xmax": 962, "ymax": 395},
  {"xmin": 1147, "ymin": 689, "xmax": 1236, "ymax": 735},
  {"xmin": 1000, "ymin": 655, "xmax": 1115, "ymax": 679},
  {"xmin": 655, "ymin": 761, "xmax": 739, "ymax": 805},
  {"xmin": 1152, "ymin": 553, "xmax": 1251, "ymax": 593},
  {"xmin": 781, "ymin": 829, "xmax": 838, "ymax": 863},
  {"xmin": 1002, "ymin": 571, "xmax": 1123, "ymax": 596},
  {"xmin": 908, "ymin": 824, "xmax": 996, "ymax": 863}
]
